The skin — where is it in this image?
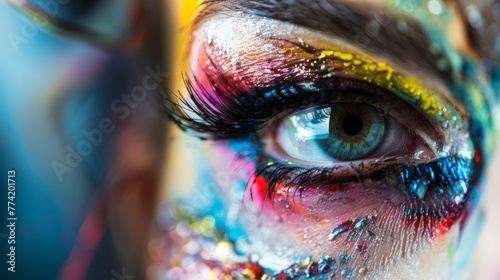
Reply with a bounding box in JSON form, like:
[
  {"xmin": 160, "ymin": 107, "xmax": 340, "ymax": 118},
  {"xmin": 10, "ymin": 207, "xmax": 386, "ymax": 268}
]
[{"xmin": 160, "ymin": 0, "xmax": 498, "ymax": 279}]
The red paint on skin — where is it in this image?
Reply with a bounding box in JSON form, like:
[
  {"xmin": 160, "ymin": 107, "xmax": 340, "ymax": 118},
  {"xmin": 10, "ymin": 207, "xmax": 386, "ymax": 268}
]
[
  {"xmin": 474, "ymin": 150, "xmax": 481, "ymax": 163},
  {"xmin": 434, "ymin": 201, "xmax": 464, "ymax": 237},
  {"xmin": 253, "ymin": 175, "xmax": 269, "ymax": 202}
]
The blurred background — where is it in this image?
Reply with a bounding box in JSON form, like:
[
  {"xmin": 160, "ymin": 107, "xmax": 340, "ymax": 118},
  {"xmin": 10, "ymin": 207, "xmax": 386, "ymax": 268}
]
[
  {"xmin": 0, "ymin": 1, "xmax": 499, "ymax": 280},
  {"xmin": 0, "ymin": 0, "xmax": 169, "ymax": 279}
]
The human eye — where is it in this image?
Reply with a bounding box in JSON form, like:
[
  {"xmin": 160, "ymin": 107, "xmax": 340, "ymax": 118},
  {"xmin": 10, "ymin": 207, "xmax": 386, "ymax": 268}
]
[
  {"xmin": 267, "ymin": 97, "xmax": 434, "ymax": 165},
  {"xmin": 163, "ymin": 2, "xmax": 495, "ymax": 279}
]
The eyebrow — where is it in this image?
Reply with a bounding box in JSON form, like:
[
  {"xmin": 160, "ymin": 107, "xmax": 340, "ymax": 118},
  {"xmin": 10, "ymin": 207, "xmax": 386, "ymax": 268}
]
[{"xmin": 198, "ymin": 0, "xmax": 456, "ymax": 84}]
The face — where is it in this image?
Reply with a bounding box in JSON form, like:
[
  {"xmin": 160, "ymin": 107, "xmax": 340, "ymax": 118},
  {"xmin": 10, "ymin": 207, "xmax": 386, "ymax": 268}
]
[{"xmin": 160, "ymin": 0, "xmax": 499, "ymax": 279}]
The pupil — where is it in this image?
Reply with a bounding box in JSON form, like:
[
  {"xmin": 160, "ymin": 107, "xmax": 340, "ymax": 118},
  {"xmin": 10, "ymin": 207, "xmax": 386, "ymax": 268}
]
[{"xmin": 342, "ymin": 115, "xmax": 363, "ymax": 135}]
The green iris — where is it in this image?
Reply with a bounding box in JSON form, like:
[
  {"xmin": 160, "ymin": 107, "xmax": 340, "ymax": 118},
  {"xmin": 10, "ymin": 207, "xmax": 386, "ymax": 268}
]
[{"xmin": 318, "ymin": 103, "xmax": 386, "ymax": 161}]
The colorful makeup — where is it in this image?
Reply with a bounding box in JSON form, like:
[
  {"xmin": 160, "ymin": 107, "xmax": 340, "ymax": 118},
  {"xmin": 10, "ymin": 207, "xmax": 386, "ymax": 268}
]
[{"xmin": 161, "ymin": 5, "xmax": 497, "ymax": 280}]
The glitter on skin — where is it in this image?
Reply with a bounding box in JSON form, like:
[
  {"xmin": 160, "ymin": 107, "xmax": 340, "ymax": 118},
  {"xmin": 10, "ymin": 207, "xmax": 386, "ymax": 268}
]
[{"xmin": 329, "ymin": 216, "xmax": 377, "ymax": 241}]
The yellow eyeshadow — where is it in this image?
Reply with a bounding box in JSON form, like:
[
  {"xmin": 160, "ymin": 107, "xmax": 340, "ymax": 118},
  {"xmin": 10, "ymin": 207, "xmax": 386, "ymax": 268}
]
[{"xmin": 304, "ymin": 47, "xmax": 459, "ymax": 126}]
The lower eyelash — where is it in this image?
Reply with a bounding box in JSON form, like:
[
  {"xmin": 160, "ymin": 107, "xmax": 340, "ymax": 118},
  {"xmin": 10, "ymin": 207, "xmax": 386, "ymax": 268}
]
[{"xmin": 249, "ymin": 153, "xmax": 473, "ymax": 235}]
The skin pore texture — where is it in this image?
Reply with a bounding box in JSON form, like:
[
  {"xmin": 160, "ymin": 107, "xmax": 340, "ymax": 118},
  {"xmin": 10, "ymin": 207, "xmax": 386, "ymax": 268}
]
[{"xmin": 158, "ymin": 0, "xmax": 498, "ymax": 279}]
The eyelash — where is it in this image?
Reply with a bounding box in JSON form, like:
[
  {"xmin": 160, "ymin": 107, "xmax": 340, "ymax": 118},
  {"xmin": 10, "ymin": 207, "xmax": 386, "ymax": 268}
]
[
  {"xmin": 249, "ymin": 152, "xmax": 472, "ymax": 228},
  {"xmin": 166, "ymin": 69, "xmax": 398, "ymax": 140}
]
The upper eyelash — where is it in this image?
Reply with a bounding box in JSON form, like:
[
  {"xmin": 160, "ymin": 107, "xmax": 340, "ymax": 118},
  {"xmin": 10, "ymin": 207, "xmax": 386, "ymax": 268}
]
[
  {"xmin": 164, "ymin": 67, "xmax": 391, "ymax": 140},
  {"xmin": 164, "ymin": 72, "xmax": 317, "ymax": 139}
]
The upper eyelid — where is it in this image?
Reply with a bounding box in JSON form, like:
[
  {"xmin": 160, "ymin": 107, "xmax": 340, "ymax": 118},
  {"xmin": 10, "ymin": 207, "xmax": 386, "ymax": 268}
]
[{"xmin": 185, "ymin": 31, "xmax": 466, "ymax": 128}]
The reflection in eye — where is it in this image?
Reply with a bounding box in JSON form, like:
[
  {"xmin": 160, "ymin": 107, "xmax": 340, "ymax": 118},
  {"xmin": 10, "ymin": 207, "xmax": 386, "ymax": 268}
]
[{"xmin": 163, "ymin": 8, "xmax": 494, "ymax": 279}]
